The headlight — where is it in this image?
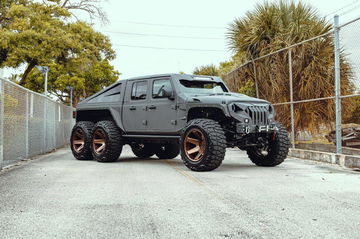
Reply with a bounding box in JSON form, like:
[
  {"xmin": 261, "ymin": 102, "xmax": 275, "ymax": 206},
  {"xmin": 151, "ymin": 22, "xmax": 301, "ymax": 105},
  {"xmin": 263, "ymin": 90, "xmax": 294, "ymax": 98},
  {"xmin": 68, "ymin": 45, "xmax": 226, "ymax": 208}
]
[
  {"xmin": 231, "ymin": 103, "xmax": 244, "ymax": 112},
  {"xmin": 268, "ymin": 105, "xmax": 274, "ymax": 114}
]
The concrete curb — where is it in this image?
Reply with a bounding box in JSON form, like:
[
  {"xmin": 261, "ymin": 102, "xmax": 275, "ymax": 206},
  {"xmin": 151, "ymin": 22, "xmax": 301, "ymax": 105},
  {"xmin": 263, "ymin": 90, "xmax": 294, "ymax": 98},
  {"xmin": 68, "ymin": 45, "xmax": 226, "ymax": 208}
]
[{"xmin": 289, "ymin": 148, "xmax": 360, "ymax": 168}]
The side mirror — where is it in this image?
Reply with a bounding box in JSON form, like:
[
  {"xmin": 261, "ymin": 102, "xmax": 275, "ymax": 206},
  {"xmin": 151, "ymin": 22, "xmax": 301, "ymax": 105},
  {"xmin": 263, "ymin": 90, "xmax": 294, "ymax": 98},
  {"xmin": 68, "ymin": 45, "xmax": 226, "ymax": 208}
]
[{"xmin": 162, "ymin": 89, "xmax": 175, "ymax": 100}]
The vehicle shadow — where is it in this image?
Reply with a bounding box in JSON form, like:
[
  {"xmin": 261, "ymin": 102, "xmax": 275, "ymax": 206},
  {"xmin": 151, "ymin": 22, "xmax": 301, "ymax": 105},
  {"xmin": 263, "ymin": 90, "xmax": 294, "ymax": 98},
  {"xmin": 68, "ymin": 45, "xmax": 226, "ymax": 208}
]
[
  {"xmin": 116, "ymin": 156, "xmax": 179, "ymax": 163},
  {"xmin": 216, "ymin": 163, "xmax": 258, "ymax": 172},
  {"xmin": 116, "ymin": 156, "xmax": 259, "ymax": 172},
  {"xmin": 111, "ymin": 155, "xmax": 265, "ymax": 172}
]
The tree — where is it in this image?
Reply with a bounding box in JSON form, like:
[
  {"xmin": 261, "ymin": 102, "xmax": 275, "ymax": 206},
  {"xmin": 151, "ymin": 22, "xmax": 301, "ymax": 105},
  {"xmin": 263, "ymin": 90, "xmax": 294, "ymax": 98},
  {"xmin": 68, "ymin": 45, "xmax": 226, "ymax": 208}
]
[
  {"xmin": 193, "ymin": 64, "xmax": 219, "ymax": 76},
  {"xmin": 50, "ymin": 0, "xmax": 109, "ymax": 24},
  {"xmin": 346, "ymin": 97, "xmax": 360, "ymax": 124},
  {"xmin": 25, "ymin": 59, "xmax": 119, "ymax": 105},
  {"xmin": 0, "ymin": 1, "xmax": 118, "ymax": 106},
  {"xmin": 225, "ymin": 0, "xmax": 355, "ymax": 131}
]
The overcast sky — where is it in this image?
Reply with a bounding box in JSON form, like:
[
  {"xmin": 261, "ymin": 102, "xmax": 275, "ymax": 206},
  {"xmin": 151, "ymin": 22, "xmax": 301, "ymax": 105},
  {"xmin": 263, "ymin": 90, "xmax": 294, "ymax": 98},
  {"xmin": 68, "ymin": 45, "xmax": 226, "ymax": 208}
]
[
  {"xmin": 91, "ymin": 0, "xmax": 360, "ymax": 80},
  {"xmin": 2, "ymin": 0, "xmax": 360, "ymax": 80}
]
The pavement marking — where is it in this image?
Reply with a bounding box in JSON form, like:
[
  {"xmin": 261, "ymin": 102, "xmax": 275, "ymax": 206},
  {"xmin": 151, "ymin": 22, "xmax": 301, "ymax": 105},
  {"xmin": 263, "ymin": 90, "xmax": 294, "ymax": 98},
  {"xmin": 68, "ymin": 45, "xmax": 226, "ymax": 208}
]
[
  {"xmin": 165, "ymin": 160, "xmax": 237, "ymax": 207},
  {"xmin": 165, "ymin": 160, "xmax": 205, "ymax": 186}
]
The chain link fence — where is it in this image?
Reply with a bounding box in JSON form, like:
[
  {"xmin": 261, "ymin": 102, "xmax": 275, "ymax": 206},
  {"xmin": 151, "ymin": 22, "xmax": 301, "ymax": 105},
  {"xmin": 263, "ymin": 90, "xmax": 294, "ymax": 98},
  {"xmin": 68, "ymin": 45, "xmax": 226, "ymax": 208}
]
[
  {"xmin": 0, "ymin": 78, "xmax": 74, "ymax": 169},
  {"xmin": 225, "ymin": 15, "xmax": 360, "ymax": 155}
]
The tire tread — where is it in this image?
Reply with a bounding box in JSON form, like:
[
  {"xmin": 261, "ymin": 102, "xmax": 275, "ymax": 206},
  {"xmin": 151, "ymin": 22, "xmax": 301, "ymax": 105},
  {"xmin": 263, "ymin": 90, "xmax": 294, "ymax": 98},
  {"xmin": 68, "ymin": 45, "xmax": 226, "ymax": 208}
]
[
  {"xmin": 180, "ymin": 119, "xmax": 226, "ymax": 171},
  {"xmin": 247, "ymin": 122, "xmax": 289, "ymax": 167},
  {"xmin": 70, "ymin": 121, "xmax": 94, "ymax": 160},
  {"xmin": 91, "ymin": 121, "xmax": 123, "ymax": 163}
]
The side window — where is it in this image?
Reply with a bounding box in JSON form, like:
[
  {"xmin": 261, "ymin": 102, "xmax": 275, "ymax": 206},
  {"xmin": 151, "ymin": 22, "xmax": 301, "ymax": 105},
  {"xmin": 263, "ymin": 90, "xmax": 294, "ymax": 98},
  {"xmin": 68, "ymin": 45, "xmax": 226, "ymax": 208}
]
[
  {"xmin": 131, "ymin": 81, "xmax": 148, "ymax": 100},
  {"xmin": 152, "ymin": 79, "xmax": 173, "ymax": 98}
]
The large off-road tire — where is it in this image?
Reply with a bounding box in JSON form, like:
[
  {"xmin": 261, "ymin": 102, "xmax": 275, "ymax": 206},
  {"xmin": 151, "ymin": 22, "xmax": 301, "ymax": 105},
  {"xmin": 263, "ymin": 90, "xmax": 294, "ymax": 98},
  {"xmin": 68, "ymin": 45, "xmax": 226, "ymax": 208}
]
[
  {"xmin": 70, "ymin": 121, "xmax": 94, "ymax": 160},
  {"xmin": 156, "ymin": 143, "xmax": 180, "ymax": 159},
  {"xmin": 180, "ymin": 119, "xmax": 226, "ymax": 171},
  {"xmin": 131, "ymin": 143, "xmax": 156, "ymax": 158},
  {"xmin": 91, "ymin": 120, "xmax": 123, "ymax": 163},
  {"xmin": 247, "ymin": 122, "xmax": 290, "ymax": 167}
]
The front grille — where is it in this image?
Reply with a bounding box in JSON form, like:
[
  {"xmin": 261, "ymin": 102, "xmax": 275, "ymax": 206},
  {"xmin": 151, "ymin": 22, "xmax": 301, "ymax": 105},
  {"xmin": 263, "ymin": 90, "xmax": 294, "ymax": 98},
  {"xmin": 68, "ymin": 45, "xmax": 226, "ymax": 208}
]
[{"xmin": 245, "ymin": 106, "xmax": 269, "ymax": 125}]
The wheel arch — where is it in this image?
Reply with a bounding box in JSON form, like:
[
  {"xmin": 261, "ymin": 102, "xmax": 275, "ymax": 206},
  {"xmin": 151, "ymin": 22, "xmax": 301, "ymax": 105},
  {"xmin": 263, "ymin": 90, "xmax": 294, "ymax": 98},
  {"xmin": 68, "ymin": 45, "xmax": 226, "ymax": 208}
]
[
  {"xmin": 187, "ymin": 106, "xmax": 229, "ymax": 122},
  {"xmin": 76, "ymin": 108, "xmax": 124, "ymax": 131}
]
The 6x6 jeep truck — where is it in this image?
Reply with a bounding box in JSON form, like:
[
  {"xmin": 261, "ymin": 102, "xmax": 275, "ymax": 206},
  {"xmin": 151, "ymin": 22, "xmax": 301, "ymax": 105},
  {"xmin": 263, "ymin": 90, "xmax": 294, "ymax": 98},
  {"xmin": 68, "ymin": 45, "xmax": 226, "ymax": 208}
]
[{"xmin": 70, "ymin": 74, "xmax": 290, "ymax": 171}]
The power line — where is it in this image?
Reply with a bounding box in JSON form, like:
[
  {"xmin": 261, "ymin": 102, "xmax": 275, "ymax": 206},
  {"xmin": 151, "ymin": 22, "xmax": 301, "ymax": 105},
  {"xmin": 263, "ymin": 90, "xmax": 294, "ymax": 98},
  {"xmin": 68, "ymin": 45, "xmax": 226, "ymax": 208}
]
[
  {"xmin": 105, "ymin": 31, "xmax": 223, "ymax": 40},
  {"xmin": 113, "ymin": 44, "xmax": 225, "ymax": 52},
  {"xmin": 338, "ymin": 3, "xmax": 360, "ymax": 16},
  {"xmin": 326, "ymin": 0, "xmax": 360, "ymax": 17},
  {"xmin": 118, "ymin": 21, "xmax": 224, "ymax": 29}
]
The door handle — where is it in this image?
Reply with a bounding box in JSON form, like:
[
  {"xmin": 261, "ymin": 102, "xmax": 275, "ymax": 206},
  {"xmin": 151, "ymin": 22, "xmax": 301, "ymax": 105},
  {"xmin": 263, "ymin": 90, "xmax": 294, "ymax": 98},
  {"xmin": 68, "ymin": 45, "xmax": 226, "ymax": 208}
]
[
  {"xmin": 147, "ymin": 105, "xmax": 156, "ymax": 110},
  {"xmin": 129, "ymin": 106, "xmax": 136, "ymax": 110}
]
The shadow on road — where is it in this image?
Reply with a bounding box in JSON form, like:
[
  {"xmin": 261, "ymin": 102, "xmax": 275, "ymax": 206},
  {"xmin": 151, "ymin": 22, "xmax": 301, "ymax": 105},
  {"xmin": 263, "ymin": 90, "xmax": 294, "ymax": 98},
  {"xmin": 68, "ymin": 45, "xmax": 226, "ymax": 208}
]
[
  {"xmin": 116, "ymin": 157, "xmax": 173, "ymax": 163},
  {"xmin": 114, "ymin": 156, "xmax": 260, "ymax": 172},
  {"xmin": 216, "ymin": 163, "xmax": 258, "ymax": 172}
]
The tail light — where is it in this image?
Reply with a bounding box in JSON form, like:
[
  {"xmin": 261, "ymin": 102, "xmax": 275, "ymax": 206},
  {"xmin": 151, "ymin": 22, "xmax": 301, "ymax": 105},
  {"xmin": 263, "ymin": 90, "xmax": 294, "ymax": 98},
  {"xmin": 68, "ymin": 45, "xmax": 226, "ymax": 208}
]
[{"xmin": 72, "ymin": 111, "xmax": 77, "ymax": 119}]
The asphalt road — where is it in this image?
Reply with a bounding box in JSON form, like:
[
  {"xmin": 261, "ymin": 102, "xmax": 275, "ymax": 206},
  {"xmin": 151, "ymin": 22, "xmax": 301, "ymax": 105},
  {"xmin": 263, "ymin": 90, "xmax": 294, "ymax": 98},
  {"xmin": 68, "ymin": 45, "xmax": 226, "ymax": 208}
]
[{"xmin": 0, "ymin": 146, "xmax": 359, "ymax": 239}]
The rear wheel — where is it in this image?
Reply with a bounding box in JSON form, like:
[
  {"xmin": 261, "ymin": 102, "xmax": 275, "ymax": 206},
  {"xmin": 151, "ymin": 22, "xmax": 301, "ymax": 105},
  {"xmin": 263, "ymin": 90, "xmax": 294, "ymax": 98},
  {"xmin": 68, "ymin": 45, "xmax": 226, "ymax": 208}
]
[
  {"xmin": 91, "ymin": 121, "xmax": 123, "ymax": 163},
  {"xmin": 70, "ymin": 121, "xmax": 94, "ymax": 160},
  {"xmin": 247, "ymin": 122, "xmax": 289, "ymax": 167},
  {"xmin": 156, "ymin": 143, "xmax": 180, "ymax": 159},
  {"xmin": 180, "ymin": 119, "xmax": 226, "ymax": 171},
  {"xmin": 131, "ymin": 143, "xmax": 156, "ymax": 158}
]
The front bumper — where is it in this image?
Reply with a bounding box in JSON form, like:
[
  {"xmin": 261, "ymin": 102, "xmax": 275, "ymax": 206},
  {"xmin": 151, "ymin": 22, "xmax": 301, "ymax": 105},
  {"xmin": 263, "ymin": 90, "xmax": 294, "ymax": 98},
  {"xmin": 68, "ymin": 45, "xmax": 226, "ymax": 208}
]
[{"xmin": 236, "ymin": 123, "xmax": 278, "ymax": 134}]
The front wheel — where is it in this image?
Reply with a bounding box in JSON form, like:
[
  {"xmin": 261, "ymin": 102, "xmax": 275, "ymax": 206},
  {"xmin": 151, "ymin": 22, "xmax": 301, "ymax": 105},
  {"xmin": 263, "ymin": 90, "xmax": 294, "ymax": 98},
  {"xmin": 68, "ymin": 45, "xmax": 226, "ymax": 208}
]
[
  {"xmin": 91, "ymin": 121, "xmax": 123, "ymax": 163},
  {"xmin": 180, "ymin": 119, "xmax": 226, "ymax": 171},
  {"xmin": 246, "ymin": 122, "xmax": 290, "ymax": 167}
]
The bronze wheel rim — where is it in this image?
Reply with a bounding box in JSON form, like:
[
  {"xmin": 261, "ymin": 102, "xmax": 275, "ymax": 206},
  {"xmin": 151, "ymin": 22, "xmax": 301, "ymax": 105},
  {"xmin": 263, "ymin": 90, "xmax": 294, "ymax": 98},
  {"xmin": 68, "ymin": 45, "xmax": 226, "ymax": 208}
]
[
  {"xmin": 72, "ymin": 129, "xmax": 85, "ymax": 153},
  {"xmin": 184, "ymin": 128, "xmax": 206, "ymax": 162},
  {"xmin": 92, "ymin": 129, "xmax": 106, "ymax": 155}
]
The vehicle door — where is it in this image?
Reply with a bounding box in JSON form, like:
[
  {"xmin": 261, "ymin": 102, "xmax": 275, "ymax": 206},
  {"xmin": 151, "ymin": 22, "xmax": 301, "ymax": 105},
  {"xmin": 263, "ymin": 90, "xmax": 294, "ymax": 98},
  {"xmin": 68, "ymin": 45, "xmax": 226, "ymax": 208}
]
[
  {"xmin": 122, "ymin": 80, "xmax": 150, "ymax": 133},
  {"xmin": 146, "ymin": 78, "xmax": 178, "ymax": 133}
]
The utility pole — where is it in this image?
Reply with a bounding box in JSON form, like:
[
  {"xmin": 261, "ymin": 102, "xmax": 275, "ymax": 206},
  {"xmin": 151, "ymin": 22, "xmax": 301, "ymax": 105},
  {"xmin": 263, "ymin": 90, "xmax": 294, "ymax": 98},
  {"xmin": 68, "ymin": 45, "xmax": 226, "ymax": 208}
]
[
  {"xmin": 66, "ymin": 86, "xmax": 74, "ymax": 107},
  {"xmin": 0, "ymin": 79, "xmax": 4, "ymax": 169},
  {"xmin": 35, "ymin": 66, "xmax": 49, "ymax": 96},
  {"xmin": 334, "ymin": 15, "xmax": 342, "ymax": 154},
  {"xmin": 288, "ymin": 49, "xmax": 295, "ymax": 149}
]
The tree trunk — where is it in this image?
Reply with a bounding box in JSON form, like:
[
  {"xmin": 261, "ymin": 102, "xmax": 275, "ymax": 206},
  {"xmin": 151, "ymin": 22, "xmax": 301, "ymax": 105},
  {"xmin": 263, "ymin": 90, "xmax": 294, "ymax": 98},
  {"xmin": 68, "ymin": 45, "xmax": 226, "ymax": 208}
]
[{"xmin": 20, "ymin": 61, "xmax": 36, "ymax": 86}]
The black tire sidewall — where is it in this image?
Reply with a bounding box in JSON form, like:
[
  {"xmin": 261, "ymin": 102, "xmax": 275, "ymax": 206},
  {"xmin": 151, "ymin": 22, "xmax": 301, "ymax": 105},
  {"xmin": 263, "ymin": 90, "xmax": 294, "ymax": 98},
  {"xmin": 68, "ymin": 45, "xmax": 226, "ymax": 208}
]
[
  {"xmin": 156, "ymin": 143, "xmax": 180, "ymax": 159},
  {"xmin": 247, "ymin": 122, "xmax": 289, "ymax": 166},
  {"xmin": 91, "ymin": 121, "xmax": 123, "ymax": 162},
  {"xmin": 131, "ymin": 143, "xmax": 155, "ymax": 158}
]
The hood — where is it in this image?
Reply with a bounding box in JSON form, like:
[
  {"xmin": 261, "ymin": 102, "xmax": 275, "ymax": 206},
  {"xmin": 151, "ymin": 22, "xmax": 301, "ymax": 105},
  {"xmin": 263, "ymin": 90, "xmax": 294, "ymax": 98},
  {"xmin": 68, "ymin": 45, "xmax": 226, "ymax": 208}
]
[{"xmin": 185, "ymin": 92, "xmax": 269, "ymax": 105}]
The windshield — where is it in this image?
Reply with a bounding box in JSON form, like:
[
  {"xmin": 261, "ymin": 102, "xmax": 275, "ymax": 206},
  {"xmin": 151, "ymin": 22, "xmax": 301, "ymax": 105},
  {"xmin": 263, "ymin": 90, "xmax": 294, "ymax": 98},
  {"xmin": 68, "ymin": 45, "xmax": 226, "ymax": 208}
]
[{"xmin": 180, "ymin": 80, "xmax": 227, "ymax": 94}]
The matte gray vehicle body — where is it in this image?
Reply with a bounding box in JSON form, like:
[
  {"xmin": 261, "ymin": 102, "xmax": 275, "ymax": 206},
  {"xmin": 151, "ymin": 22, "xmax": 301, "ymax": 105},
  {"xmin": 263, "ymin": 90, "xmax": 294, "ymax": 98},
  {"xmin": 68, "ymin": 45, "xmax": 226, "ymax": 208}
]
[{"xmin": 75, "ymin": 74, "xmax": 275, "ymax": 136}]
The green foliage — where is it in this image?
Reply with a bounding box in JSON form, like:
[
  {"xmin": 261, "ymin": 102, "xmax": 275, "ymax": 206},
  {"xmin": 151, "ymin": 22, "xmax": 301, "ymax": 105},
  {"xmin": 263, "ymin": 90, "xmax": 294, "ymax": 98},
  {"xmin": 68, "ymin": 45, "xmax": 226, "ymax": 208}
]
[
  {"xmin": 0, "ymin": 0, "xmax": 27, "ymax": 26},
  {"xmin": 225, "ymin": 0, "xmax": 354, "ymax": 131},
  {"xmin": 238, "ymin": 80, "xmax": 256, "ymax": 97},
  {"xmin": 346, "ymin": 97, "xmax": 360, "ymax": 124},
  {"xmin": 25, "ymin": 60, "xmax": 119, "ymax": 105},
  {"xmin": 0, "ymin": 0, "xmax": 119, "ymax": 106},
  {"xmin": 193, "ymin": 64, "xmax": 219, "ymax": 76},
  {"xmin": 227, "ymin": 1, "xmax": 332, "ymax": 57}
]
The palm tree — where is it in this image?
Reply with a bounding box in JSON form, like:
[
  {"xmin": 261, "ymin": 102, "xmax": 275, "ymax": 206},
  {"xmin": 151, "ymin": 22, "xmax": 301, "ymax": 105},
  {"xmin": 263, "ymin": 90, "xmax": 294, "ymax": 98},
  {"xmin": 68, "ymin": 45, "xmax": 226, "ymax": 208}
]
[
  {"xmin": 225, "ymin": 0, "xmax": 355, "ymax": 132},
  {"xmin": 193, "ymin": 64, "xmax": 219, "ymax": 76}
]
